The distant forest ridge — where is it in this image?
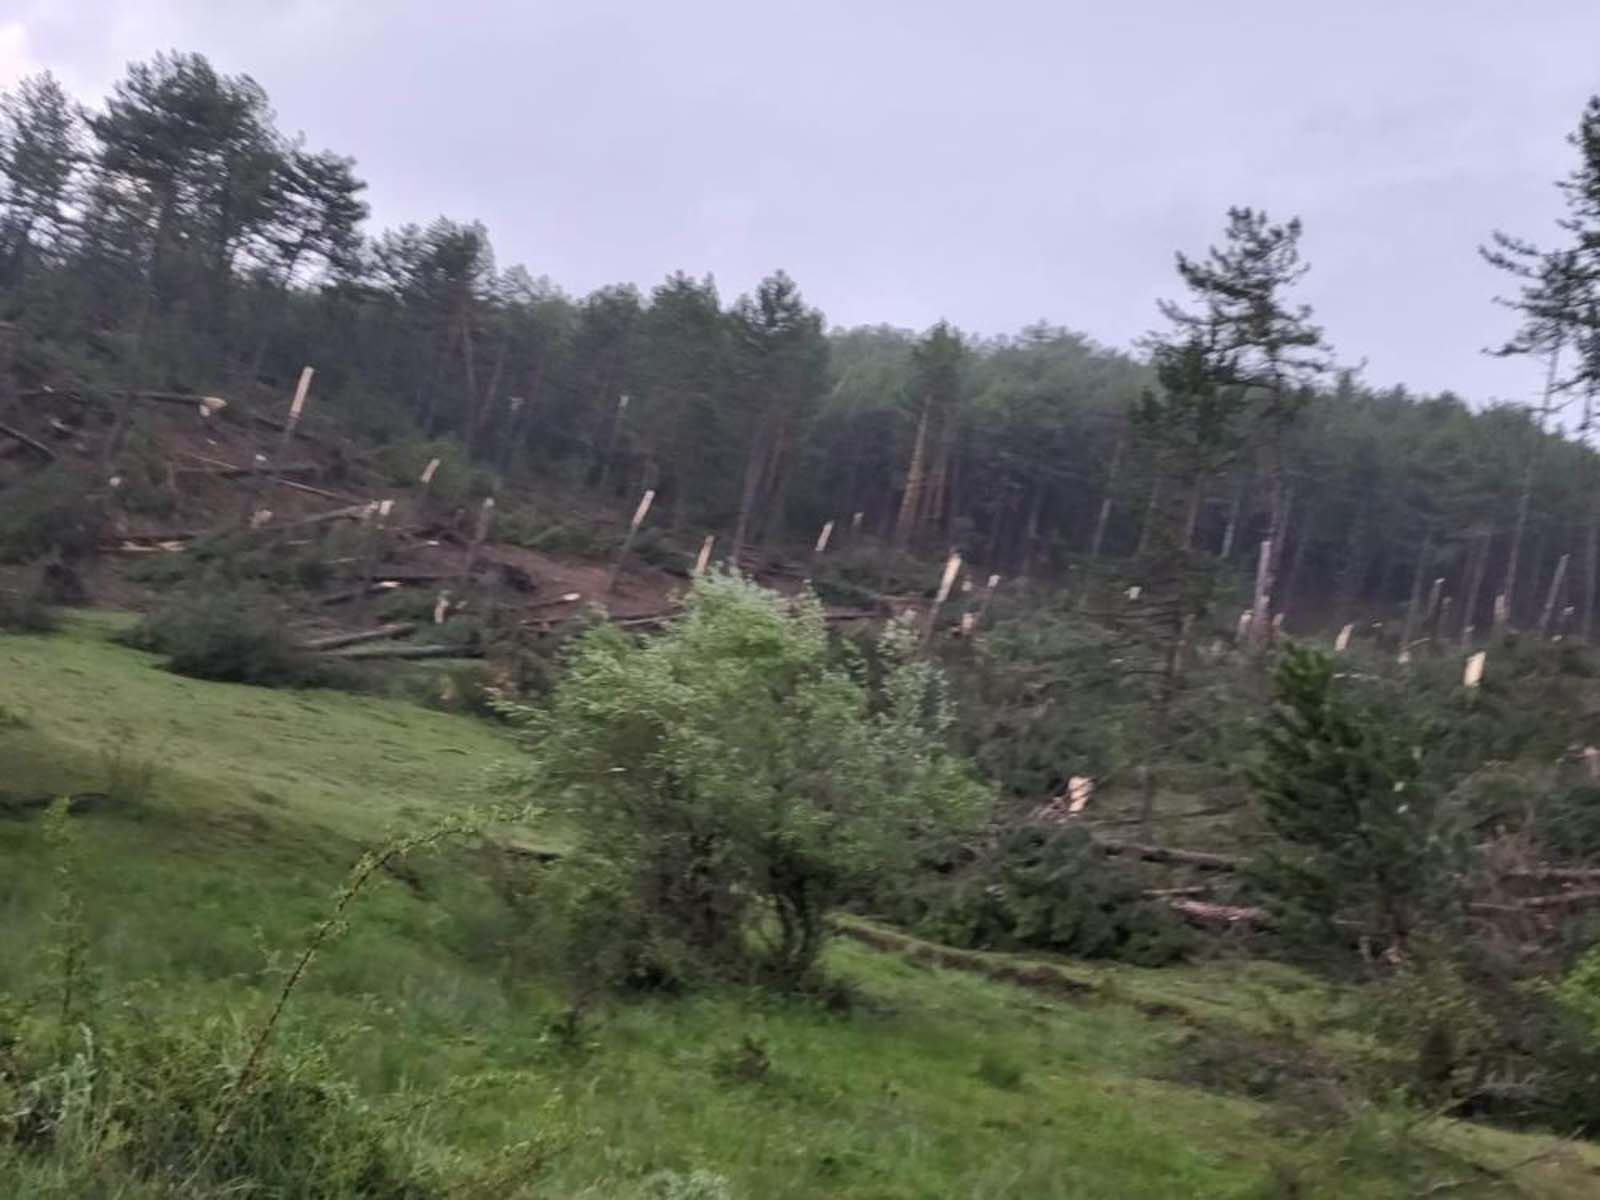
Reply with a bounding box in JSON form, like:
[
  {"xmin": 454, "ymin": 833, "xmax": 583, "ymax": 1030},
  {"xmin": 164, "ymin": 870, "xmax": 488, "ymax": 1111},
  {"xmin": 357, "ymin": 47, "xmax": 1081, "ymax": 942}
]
[{"xmin": 3, "ymin": 52, "xmax": 1600, "ymax": 632}]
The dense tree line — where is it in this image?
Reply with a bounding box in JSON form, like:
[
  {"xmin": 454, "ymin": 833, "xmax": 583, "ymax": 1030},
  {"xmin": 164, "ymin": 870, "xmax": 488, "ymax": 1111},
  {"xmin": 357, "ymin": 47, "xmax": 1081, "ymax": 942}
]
[{"xmin": 4, "ymin": 52, "xmax": 1600, "ymax": 634}]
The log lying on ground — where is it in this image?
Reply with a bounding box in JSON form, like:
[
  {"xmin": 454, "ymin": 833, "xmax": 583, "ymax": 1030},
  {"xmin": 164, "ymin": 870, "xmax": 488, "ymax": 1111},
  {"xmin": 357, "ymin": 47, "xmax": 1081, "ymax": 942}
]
[
  {"xmin": 0, "ymin": 421, "xmax": 55, "ymax": 460},
  {"xmin": 1093, "ymin": 837, "xmax": 1243, "ymax": 872},
  {"xmin": 177, "ymin": 461, "xmax": 326, "ymax": 480},
  {"xmin": 1168, "ymin": 899, "xmax": 1268, "ymax": 928},
  {"xmin": 281, "ymin": 502, "xmax": 380, "ymax": 530},
  {"xmin": 22, "ymin": 386, "xmax": 335, "ymax": 447},
  {"xmin": 325, "ymin": 643, "xmax": 481, "ymax": 661},
  {"xmin": 21, "ymin": 387, "xmax": 214, "ymax": 410},
  {"xmin": 176, "ymin": 450, "xmax": 360, "ymax": 503},
  {"xmin": 604, "ymin": 604, "xmax": 881, "ymax": 631},
  {"xmin": 1501, "ymin": 866, "xmax": 1600, "ymax": 886},
  {"xmin": 831, "ymin": 918, "xmax": 1099, "ymax": 998},
  {"xmin": 318, "ymin": 581, "xmax": 409, "ymax": 606},
  {"xmin": 302, "ymin": 622, "xmax": 416, "ymax": 652},
  {"xmin": 1470, "ymin": 890, "xmax": 1600, "ymax": 916}
]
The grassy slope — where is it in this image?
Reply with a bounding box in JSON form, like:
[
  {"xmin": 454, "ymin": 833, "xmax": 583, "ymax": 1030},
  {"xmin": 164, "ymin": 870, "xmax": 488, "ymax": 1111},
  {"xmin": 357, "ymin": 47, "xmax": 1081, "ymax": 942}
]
[{"xmin": 2, "ymin": 618, "xmax": 1598, "ymax": 1198}]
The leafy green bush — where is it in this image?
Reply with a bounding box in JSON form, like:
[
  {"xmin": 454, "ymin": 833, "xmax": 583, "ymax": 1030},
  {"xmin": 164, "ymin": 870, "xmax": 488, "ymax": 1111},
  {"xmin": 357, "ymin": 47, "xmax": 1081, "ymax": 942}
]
[
  {"xmin": 509, "ymin": 573, "xmax": 988, "ymax": 990},
  {"xmin": 120, "ymin": 585, "xmax": 352, "ymax": 689},
  {"xmin": 0, "ymin": 467, "xmax": 103, "ymax": 564},
  {"xmin": 906, "ymin": 824, "xmax": 1190, "ymax": 966}
]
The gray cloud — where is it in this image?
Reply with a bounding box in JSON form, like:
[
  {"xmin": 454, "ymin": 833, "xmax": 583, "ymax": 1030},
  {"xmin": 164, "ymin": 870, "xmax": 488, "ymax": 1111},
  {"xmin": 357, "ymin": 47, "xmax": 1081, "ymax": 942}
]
[{"xmin": 4, "ymin": 0, "xmax": 1596, "ymax": 403}]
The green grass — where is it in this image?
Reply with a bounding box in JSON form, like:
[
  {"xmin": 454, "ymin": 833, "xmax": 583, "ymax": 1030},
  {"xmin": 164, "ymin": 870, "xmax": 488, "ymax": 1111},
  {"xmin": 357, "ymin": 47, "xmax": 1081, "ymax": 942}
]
[{"xmin": 3, "ymin": 616, "xmax": 1599, "ymax": 1197}]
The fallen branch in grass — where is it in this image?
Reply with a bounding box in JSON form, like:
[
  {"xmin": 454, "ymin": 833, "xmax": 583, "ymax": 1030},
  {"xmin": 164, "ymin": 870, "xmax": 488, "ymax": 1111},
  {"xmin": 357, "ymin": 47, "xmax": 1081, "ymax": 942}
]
[
  {"xmin": 301, "ymin": 622, "xmax": 416, "ymax": 652},
  {"xmin": 325, "ymin": 643, "xmax": 480, "ymax": 661},
  {"xmin": 1168, "ymin": 899, "xmax": 1267, "ymax": 927},
  {"xmin": 831, "ymin": 917, "xmax": 1099, "ymax": 998},
  {"xmin": 318, "ymin": 582, "xmax": 408, "ymax": 606},
  {"xmin": 1469, "ymin": 890, "xmax": 1600, "ymax": 915},
  {"xmin": 1501, "ymin": 865, "xmax": 1600, "ymax": 886},
  {"xmin": 1093, "ymin": 837, "xmax": 1243, "ymax": 872},
  {"xmin": 0, "ymin": 421, "xmax": 55, "ymax": 460}
]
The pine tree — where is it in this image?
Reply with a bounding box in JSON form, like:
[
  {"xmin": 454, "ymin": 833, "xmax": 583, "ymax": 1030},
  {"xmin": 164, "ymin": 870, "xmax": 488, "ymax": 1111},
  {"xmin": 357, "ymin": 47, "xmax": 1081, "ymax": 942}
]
[
  {"xmin": 1251, "ymin": 645, "xmax": 1455, "ymax": 955},
  {"xmin": 0, "ymin": 72, "xmax": 80, "ymax": 286},
  {"xmin": 1160, "ymin": 208, "xmax": 1332, "ymax": 645},
  {"xmin": 1117, "ymin": 329, "xmax": 1245, "ymax": 836},
  {"xmin": 727, "ymin": 271, "xmax": 828, "ymax": 562}
]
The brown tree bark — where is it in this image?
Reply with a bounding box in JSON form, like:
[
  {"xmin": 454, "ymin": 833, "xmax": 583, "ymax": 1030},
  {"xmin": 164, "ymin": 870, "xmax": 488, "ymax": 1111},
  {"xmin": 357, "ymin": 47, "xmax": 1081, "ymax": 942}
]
[
  {"xmin": 1461, "ymin": 525, "xmax": 1492, "ymax": 646},
  {"xmin": 893, "ymin": 404, "xmax": 930, "ymax": 551},
  {"xmin": 730, "ymin": 421, "xmax": 772, "ymax": 566},
  {"xmin": 1538, "ymin": 552, "xmax": 1572, "ymax": 638},
  {"xmin": 1502, "ymin": 341, "xmax": 1561, "ymax": 623},
  {"xmin": 1398, "ymin": 534, "xmax": 1432, "ymax": 658},
  {"xmin": 1088, "ymin": 433, "xmax": 1126, "ymax": 563},
  {"xmin": 1219, "ymin": 475, "xmax": 1244, "ymax": 560},
  {"xmin": 1585, "ymin": 502, "xmax": 1599, "ymax": 644}
]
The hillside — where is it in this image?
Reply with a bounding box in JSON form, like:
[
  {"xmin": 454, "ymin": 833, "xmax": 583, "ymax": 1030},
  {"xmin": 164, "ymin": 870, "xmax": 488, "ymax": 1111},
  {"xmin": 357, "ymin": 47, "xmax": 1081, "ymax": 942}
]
[{"xmin": 3, "ymin": 617, "xmax": 1599, "ymax": 1197}]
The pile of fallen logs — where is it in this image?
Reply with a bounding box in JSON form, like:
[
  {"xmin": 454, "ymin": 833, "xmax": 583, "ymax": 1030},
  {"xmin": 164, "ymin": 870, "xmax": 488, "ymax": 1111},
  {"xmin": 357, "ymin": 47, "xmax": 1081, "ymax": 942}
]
[{"xmin": 1087, "ymin": 833, "xmax": 1600, "ymax": 931}]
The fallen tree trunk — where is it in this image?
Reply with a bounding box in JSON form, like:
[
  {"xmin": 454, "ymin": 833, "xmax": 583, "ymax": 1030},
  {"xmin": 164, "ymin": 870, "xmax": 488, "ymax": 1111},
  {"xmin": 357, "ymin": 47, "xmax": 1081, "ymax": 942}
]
[
  {"xmin": 1501, "ymin": 866, "xmax": 1600, "ymax": 886},
  {"xmin": 178, "ymin": 462, "xmax": 325, "ymax": 480},
  {"xmin": 831, "ymin": 918, "xmax": 1099, "ymax": 998},
  {"xmin": 318, "ymin": 582, "xmax": 410, "ymax": 606},
  {"xmin": 302, "ymin": 623, "xmax": 416, "ymax": 651},
  {"xmin": 280, "ymin": 503, "xmax": 378, "ymax": 530},
  {"xmin": 1470, "ymin": 890, "xmax": 1600, "ymax": 915},
  {"xmin": 1168, "ymin": 899, "xmax": 1267, "ymax": 927},
  {"xmin": 1093, "ymin": 837, "xmax": 1243, "ymax": 872},
  {"xmin": 325, "ymin": 643, "xmax": 480, "ymax": 661},
  {"xmin": 22, "ymin": 386, "xmax": 334, "ymax": 448},
  {"xmin": 0, "ymin": 421, "xmax": 55, "ymax": 460}
]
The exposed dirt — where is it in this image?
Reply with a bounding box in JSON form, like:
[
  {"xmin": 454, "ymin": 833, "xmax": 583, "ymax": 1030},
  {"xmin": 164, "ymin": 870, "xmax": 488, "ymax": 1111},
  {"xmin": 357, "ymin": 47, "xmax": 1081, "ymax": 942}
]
[{"xmin": 3, "ymin": 386, "xmax": 737, "ymax": 631}]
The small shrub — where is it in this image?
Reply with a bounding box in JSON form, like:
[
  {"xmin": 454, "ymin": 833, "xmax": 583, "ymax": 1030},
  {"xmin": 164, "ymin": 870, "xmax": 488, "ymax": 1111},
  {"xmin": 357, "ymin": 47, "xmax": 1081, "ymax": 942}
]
[
  {"xmin": 178, "ymin": 526, "xmax": 360, "ymax": 593},
  {"xmin": 374, "ymin": 437, "xmax": 486, "ymax": 507},
  {"xmin": 714, "ymin": 1035, "xmax": 772, "ymax": 1083},
  {"xmin": 98, "ymin": 726, "xmax": 161, "ymax": 809},
  {"xmin": 405, "ymin": 662, "xmax": 506, "ymax": 719},
  {"xmin": 124, "ymin": 552, "xmax": 190, "ymax": 588},
  {"xmin": 631, "ymin": 527, "xmax": 684, "ymax": 571},
  {"xmin": 0, "ymin": 586, "xmax": 57, "ymax": 634},
  {"xmin": 1542, "ymin": 783, "xmax": 1600, "ymax": 859},
  {"xmin": 522, "ymin": 521, "xmax": 615, "ymax": 559},
  {"xmin": 975, "ymin": 1050, "xmax": 1025, "ymax": 1090},
  {"xmin": 906, "ymin": 824, "xmax": 1191, "ymax": 966},
  {"xmin": 120, "ymin": 586, "xmax": 349, "ymax": 689},
  {"xmin": 36, "ymin": 560, "xmax": 87, "ymax": 607},
  {"xmin": 0, "ymin": 466, "xmax": 104, "ymax": 564}
]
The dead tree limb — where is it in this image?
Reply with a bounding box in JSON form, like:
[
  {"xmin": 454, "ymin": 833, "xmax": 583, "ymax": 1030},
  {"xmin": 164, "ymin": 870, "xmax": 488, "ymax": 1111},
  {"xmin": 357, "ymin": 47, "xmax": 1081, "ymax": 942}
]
[
  {"xmin": 1093, "ymin": 837, "xmax": 1243, "ymax": 872},
  {"xmin": 0, "ymin": 421, "xmax": 55, "ymax": 461},
  {"xmin": 325, "ymin": 643, "xmax": 481, "ymax": 662},
  {"xmin": 302, "ymin": 623, "xmax": 416, "ymax": 652},
  {"xmin": 1168, "ymin": 899, "xmax": 1268, "ymax": 927}
]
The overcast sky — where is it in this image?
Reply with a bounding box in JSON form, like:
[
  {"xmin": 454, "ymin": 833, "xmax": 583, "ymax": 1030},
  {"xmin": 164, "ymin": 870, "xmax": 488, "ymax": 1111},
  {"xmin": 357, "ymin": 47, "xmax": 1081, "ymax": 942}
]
[{"xmin": 2, "ymin": 1, "xmax": 1596, "ymax": 404}]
